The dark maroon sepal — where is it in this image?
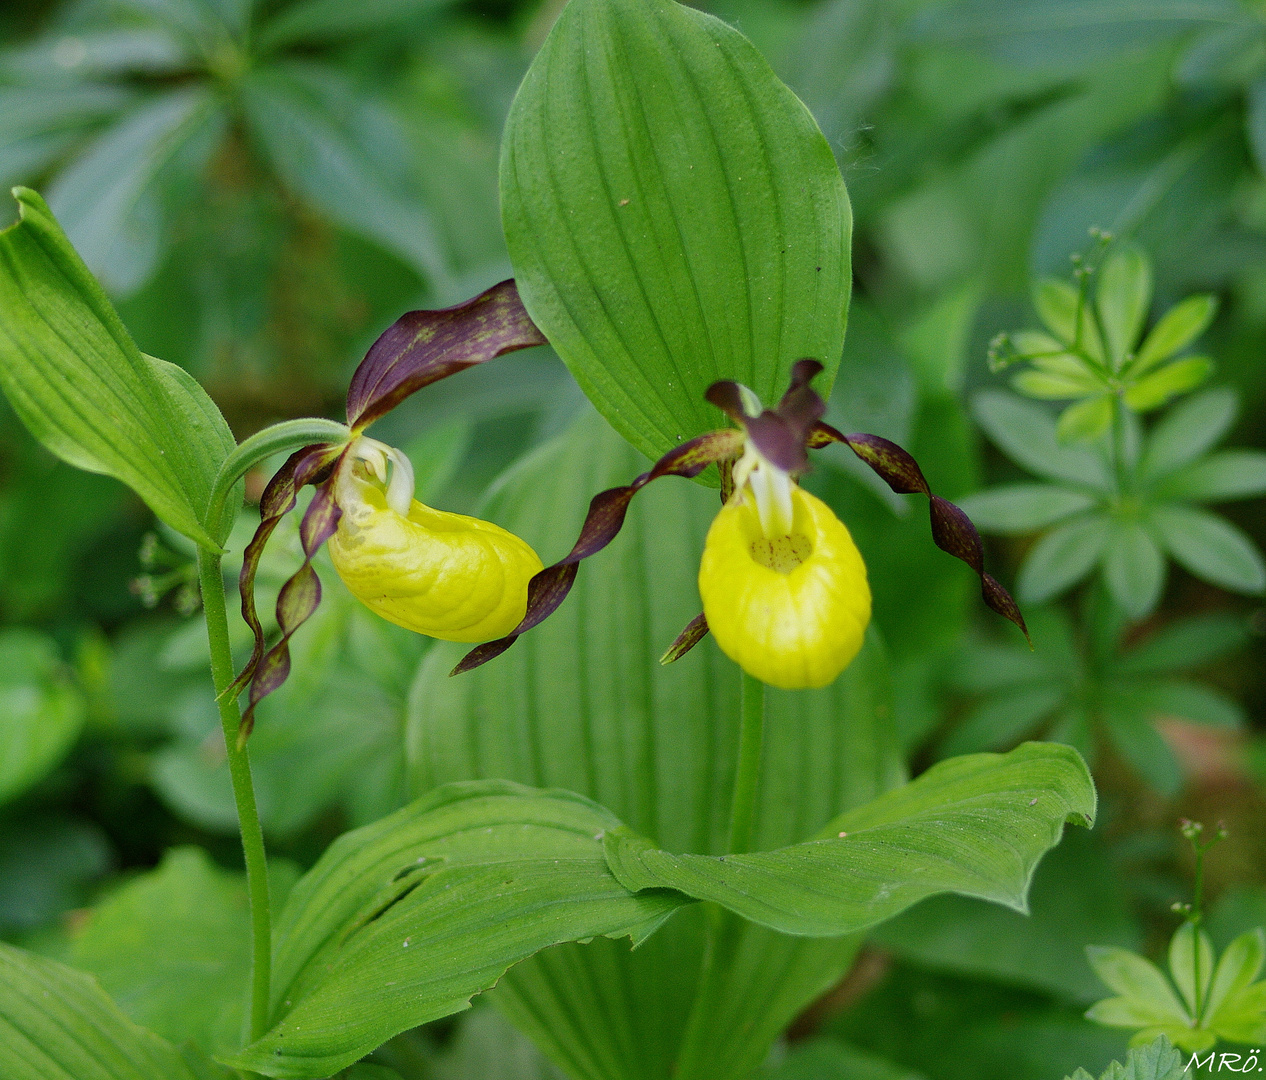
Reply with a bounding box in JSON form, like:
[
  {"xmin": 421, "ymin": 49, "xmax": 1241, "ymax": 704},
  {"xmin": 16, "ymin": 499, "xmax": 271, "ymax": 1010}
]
[
  {"xmin": 346, "ymin": 280, "xmax": 548, "ymax": 431},
  {"xmin": 236, "ymin": 478, "xmax": 343, "ymax": 744},
  {"xmin": 659, "ymin": 612, "xmax": 710, "ymax": 664},
  {"xmin": 451, "ymin": 428, "xmax": 744, "ymax": 676},
  {"xmin": 811, "ymin": 424, "xmax": 1030, "ymax": 643},
  {"xmin": 225, "ymin": 443, "xmax": 345, "ymax": 736},
  {"xmin": 225, "ymin": 448, "xmax": 310, "ymax": 703}
]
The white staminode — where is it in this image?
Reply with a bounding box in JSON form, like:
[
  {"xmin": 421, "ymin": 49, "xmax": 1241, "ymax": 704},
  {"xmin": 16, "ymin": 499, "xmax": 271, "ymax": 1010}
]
[
  {"xmin": 347, "ymin": 435, "xmax": 416, "ymax": 517},
  {"xmin": 727, "ymin": 384, "xmax": 794, "ymax": 538}
]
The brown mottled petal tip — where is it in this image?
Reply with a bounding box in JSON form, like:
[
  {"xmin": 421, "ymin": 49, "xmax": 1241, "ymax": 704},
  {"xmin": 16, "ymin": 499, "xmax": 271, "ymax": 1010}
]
[
  {"xmin": 810, "ymin": 424, "xmax": 1030, "ymax": 643},
  {"xmin": 452, "ymin": 428, "xmax": 744, "ymax": 676},
  {"xmin": 660, "ymin": 612, "xmax": 710, "ymax": 664},
  {"xmin": 346, "ymin": 280, "xmax": 548, "ymax": 431}
]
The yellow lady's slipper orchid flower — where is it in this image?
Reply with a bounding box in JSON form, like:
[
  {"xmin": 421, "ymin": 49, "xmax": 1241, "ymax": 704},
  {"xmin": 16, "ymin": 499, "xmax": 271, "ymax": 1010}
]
[
  {"xmin": 229, "ymin": 280, "xmax": 550, "ymax": 733},
  {"xmin": 451, "ymin": 359, "xmax": 1027, "ymax": 683},
  {"xmin": 328, "ymin": 437, "xmax": 543, "ymax": 641},
  {"xmin": 699, "ymin": 482, "xmax": 870, "ymax": 690}
]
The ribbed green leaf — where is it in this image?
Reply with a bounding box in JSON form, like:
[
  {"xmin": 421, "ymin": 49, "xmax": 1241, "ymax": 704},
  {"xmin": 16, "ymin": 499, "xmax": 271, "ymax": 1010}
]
[
  {"xmin": 957, "ymin": 484, "xmax": 1096, "ymax": 534},
  {"xmin": 1140, "ymin": 387, "xmax": 1238, "ymax": 480},
  {"xmin": 1018, "ymin": 515, "xmax": 1112, "ymax": 603},
  {"xmin": 500, "ymin": 0, "xmax": 850, "ymax": 463},
  {"xmin": 407, "ymin": 411, "xmax": 903, "ymax": 1080},
  {"xmin": 1102, "ymin": 521, "xmax": 1165, "ymax": 618},
  {"xmin": 0, "ymin": 189, "xmax": 234, "ymax": 548},
  {"xmin": 603, "ymin": 742, "xmax": 1095, "ymax": 936},
  {"xmin": 972, "ymin": 391, "xmax": 1110, "ymax": 489},
  {"xmin": 0, "ymin": 942, "xmax": 198, "ymax": 1080},
  {"xmin": 1096, "ymin": 244, "xmax": 1151, "ymax": 368},
  {"xmin": 1152, "ymin": 504, "xmax": 1266, "ymax": 595},
  {"xmin": 225, "ymin": 781, "xmax": 682, "ymax": 1079}
]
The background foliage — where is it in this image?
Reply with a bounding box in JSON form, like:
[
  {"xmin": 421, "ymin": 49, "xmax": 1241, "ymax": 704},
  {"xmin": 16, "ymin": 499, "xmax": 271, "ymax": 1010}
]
[{"xmin": 1, "ymin": 0, "xmax": 1265, "ymax": 1077}]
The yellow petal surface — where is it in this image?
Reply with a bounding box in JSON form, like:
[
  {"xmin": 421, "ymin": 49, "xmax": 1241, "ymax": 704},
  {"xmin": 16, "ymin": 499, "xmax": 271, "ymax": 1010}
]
[
  {"xmin": 328, "ymin": 478, "xmax": 543, "ymax": 642},
  {"xmin": 699, "ymin": 486, "xmax": 870, "ymax": 689}
]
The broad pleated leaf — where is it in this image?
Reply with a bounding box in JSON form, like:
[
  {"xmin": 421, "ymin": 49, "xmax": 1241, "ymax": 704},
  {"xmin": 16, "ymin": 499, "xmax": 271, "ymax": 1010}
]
[
  {"xmin": 0, "ymin": 189, "xmax": 235, "ymax": 548},
  {"xmin": 603, "ymin": 742, "xmax": 1095, "ymax": 936},
  {"xmin": 500, "ymin": 0, "xmax": 851, "ymax": 464},
  {"xmin": 224, "ymin": 781, "xmax": 682, "ymax": 1079},
  {"xmin": 0, "ymin": 942, "xmax": 198, "ymax": 1080},
  {"xmin": 408, "ymin": 411, "xmax": 906, "ymax": 1080}
]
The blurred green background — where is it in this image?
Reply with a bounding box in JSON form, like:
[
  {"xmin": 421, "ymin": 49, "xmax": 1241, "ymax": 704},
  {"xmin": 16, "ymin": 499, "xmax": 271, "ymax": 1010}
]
[{"xmin": 1, "ymin": 0, "xmax": 1265, "ymax": 1077}]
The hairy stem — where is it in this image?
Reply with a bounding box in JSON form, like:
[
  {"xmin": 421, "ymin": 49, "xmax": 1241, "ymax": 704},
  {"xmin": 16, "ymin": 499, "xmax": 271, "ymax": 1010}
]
[
  {"xmin": 198, "ymin": 548, "xmax": 272, "ymax": 1044},
  {"xmin": 728, "ymin": 670, "xmax": 766, "ymax": 855}
]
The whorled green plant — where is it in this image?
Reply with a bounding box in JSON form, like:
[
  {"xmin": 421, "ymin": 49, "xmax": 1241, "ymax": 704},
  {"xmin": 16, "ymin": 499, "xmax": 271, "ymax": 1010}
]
[
  {"xmin": 965, "ymin": 240, "xmax": 1266, "ymax": 620},
  {"xmin": 1085, "ymin": 822, "xmax": 1266, "ymax": 1053}
]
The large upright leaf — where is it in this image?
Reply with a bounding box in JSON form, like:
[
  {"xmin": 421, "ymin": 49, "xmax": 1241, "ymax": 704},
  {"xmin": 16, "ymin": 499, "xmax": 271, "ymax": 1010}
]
[
  {"xmin": 225, "ymin": 782, "xmax": 682, "ymax": 1079},
  {"xmin": 500, "ymin": 0, "xmax": 851, "ymax": 464},
  {"xmin": 0, "ymin": 189, "xmax": 235, "ymax": 547},
  {"xmin": 408, "ymin": 411, "xmax": 903, "ymax": 1080},
  {"xmin": 0, "ymin": 942, "xmax": 199, "ymax": 1080}
]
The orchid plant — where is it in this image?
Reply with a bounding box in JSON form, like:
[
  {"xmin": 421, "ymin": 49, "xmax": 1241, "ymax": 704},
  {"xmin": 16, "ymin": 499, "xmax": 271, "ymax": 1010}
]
[{"xmin": 0, "ymin": 1, "xmax": 1098, "ymax": 1078}]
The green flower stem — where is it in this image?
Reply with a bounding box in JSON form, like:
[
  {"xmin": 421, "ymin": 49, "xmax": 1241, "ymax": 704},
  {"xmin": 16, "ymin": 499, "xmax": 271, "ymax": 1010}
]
[
  {"xmin": 728, "ymin": 670, "xmax": 766, "ymax": 855},
  {"xmin": 207, "ymin": 417, "xmax": 351, "ymax": 541},
  {"xmin": 198, "ymin": 547, "xmax": 272, "ymax": 1046},
  {"xmin": 189, "ymin": 417, "xmax": 348, "ymax": 1052},
  {"xmin": 677, "ymin": 668, "xmax": 768, "ymax": 1077}
]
